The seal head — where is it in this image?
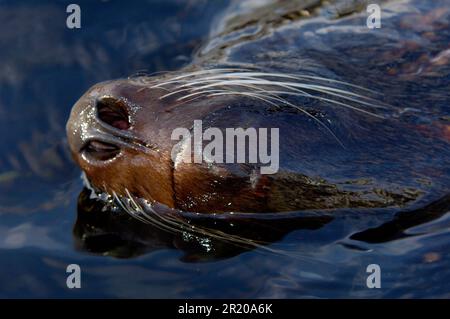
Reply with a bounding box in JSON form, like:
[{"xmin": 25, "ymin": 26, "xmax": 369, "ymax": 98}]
[{"xmin": 67, "ymin": 0, "xmax": 450, "ymax": 215}]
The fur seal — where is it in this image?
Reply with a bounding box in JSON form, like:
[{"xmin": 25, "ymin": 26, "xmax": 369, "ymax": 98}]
[{"xmin": 66, "ymin": 0, "xmax": 450, "ymax": 215}]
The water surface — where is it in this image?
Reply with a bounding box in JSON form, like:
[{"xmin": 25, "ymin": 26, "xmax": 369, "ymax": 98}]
[{"xmin": 0, "ymin": 0, "xmax": 449, "ymax": 298}]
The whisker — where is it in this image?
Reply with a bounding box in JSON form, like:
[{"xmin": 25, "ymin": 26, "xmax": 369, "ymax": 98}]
[
  {"xmin": 175, "ymin": 81, "xmax": 293, "ymax": 101},
  {"xmin": 175, "ymin": 78, "xmax": 313, "ymax": 98},
  {"xmin": 113, "ymin": 191, "xmax": 151, "ymax": 225},
  {"xmin": 234, "ymin": 71, "xmax": 380, "ymax": 94},
  {"xmin": 174, "ymin": 89, "xmax": 230, "ymax": 101},
  {"xmin": 180, "ymin": 79, "xmax": 387, "ymax": 109},
  {"xmin": 264, "ymin": 90, "xmax": 385, "ymax": 119},
  {"xmin": 151, "ymin": 68, "xmax": 253, "ymax": 88},
  {"xmin": 123, "ymin": 190, "xmax": 282, "ymax": 250},
  {"xmin": 169, "ymin": 71, "xmax": 379, "ymax": 95},
  {"xmin": 222, "ymin": 83, "xmax": 381, "ymax": 119},
  {"xmin": 206, "ymin": 90, "xmax": 345, "ymax": 147},
  {"xmin": 118, "ymin": 189, "xmax": 181, "ymax": 234},
  {"xmin": 109, "ymin": 190, "xmax": 311, "ymax": 258}
]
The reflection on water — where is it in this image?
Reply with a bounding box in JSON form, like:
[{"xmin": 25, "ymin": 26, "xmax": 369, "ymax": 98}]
[
  {"xmin": 74, "ymin": 188, "xmax": 334, "ymax": 261},
  {"xmin": 0, "ymin": 0, "xmax": 449, "ymax": 298}
]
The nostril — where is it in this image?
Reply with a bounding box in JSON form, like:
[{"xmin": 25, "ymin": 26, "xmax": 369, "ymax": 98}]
[
  {"xmin": 96, "ymin": 96, "xmax": 131, "ymax": 130},
  {"xmin": 82, "ymin": 140, "xmax": 120, "ymax": 161}
]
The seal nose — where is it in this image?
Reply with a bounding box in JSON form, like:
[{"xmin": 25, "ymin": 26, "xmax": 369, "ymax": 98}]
[
  {"xmin": 66, "ymin": 94, "xmax": 133, "ymax": 163},
  {"xmin": 96, "ymin": 96, "xmax": 131, "ymax": 130},
  {"xmin": 77, "ymin": 96, "xmax": 131, "ymax": 161}
]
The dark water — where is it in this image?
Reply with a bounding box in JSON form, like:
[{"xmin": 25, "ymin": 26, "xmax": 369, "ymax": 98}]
[{"xmin": 0, "ymin": 0, "xmax": 449, "ymax": 298}]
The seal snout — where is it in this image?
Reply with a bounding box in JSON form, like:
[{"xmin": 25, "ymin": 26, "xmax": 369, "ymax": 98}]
[
  {"xmin": 78, "ymin": 96, "xmax": 132, "ymax": 162},
  {"xmin": 66, "ymin": 84, "xmax": 136, "ymax": 165}
]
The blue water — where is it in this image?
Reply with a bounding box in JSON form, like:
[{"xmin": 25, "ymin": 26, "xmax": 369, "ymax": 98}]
[{"xmin": 0, "ymin": 0, "xmax": 449, "ymax": 298}]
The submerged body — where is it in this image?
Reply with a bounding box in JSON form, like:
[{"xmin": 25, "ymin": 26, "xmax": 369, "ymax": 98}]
[{"xmin": 67, "ymin": 0, "xmax": 450, "ymax": 215}]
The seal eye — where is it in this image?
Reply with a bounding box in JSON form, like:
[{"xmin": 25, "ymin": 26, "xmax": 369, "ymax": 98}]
[{"xmin": 96, "ymin": 96, "xmax": 130, "ymax": 130}]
